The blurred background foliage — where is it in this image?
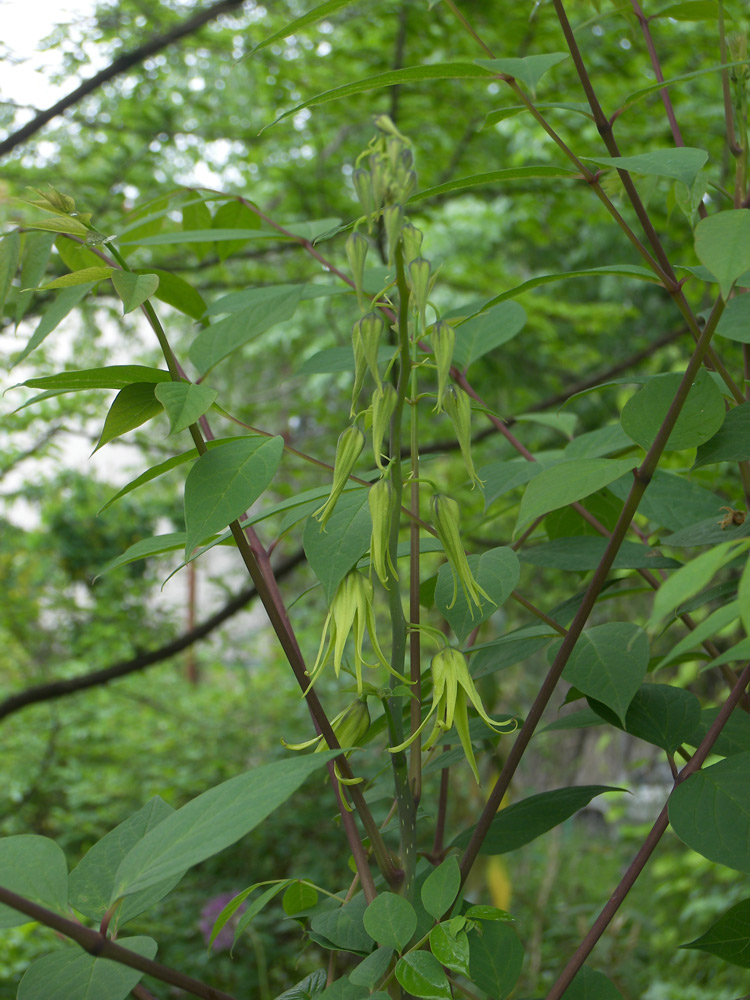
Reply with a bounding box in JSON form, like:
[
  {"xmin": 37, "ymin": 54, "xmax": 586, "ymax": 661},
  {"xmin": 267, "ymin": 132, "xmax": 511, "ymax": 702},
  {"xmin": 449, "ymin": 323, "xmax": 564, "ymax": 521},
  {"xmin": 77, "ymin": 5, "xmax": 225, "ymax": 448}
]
[{"xmin": 1, "ymin": 0, "xmax": 748, "ymax": 997}]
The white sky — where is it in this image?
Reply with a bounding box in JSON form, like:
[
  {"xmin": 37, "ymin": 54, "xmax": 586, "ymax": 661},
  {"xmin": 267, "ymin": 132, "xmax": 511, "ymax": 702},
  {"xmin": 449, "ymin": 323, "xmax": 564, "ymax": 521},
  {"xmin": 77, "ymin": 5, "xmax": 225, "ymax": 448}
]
[{"xmin": 0, "ymin": 0, "xmax": 99, "ymax": 109}]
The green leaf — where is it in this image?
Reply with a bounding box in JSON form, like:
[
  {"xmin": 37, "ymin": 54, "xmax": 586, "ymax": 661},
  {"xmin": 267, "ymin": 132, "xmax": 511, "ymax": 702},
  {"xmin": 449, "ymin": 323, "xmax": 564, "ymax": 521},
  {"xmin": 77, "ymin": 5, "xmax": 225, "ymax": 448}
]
[
  {"xmin": 515, "ymin": 458, "xmax": 635, "ymax": 534},
  {"xmin": 142, "ymin": 268, "xmax": 206, "ymax": 320},
  {"xmin": 349, "ymin": 947, "xmax": 393, "ymax": 989},
  {"xmin": 212, "ymin": 200, "xmax": 262, "ymax": 260},
  {"xmin": 620, "ymin": 369, "xmax": 725, "ymax": 452},
  {"xmin": 658, "ymin": 601, "xmax": 741, "ymax": 668},
  {"xmin": 154, "ymin": 381, "xmax": 218, "ymax": 435},
  {"xmin": 253, "ymin": 0, "xmax": 363, "ymax": 53},
  {"xmin": 283, "ymin": 881, "xmax": 319, "ymax": 916},
  {"xmin": 429, "ymin": 923, "xmax": 471, "ymax": 977},
  {"xmin": 0, "ymin": 230, "xmax": 20, "ymax": 316},
  {"xmin": 17, "ymin": 937, "xmax": 157, "ymax": 1000},
  {"xmin": 740, "ymin": 558, "xmax": 750, "ymax": 639},
  {"xmin": 39, "ymin": 266, "xmax": 114, "ymax": 289},
  {"xmin": 664, "ymin": 516, "xmax": 750, "ymax": 547},
  {"xmin": 694, "ymin": 401, "xmax": 750, "ymax": 467},
  {"xmin": 452, "ymin": 785, "xmax": 620, "ymax": 855},
  {"xmin": 394, "ymin": 952, "xmax": 452, "ymax": 1000},
  {"xmin": 519, "ymin": 537, "xmax": 679, "ymax": 571},
  {"xmin": 561, "ymin": 965, "xmax": 624, "ymax": 998},
  {"xmin": 468, "ymin": 921, "xmax": 524, "ymax": 998},
  {"xmin": 652, "ymin": 1, "xmax": 719, "ymax": 20},
  {"xmin": 483, "ymin": 103, "xmax": 593, "ymax": 127},
  {"xmin": 669, "ymin": 752, "xmax": 750, "ymax": 872},
  {"xmin": 471, "ymin": 623, "xmax": 560, "ymax": 678},
  {"xmin": 450, "ymin": 301, "xmax": 526, "ymax": 370},
  {"xmin": 584, "ymin": 148, "xmax": 708, "ymax": 187},
  {"xmin": 435, "ymin": 546, "xmax": 520, "ymax": 644},
  {"xmin": 0, "ymin": 835, "xmax": 68, "ymax": 928},
  {"xmin": 23, "ymin": 366, "xmax": 171, "ymax": 390},
  {"xmin": 715, "ymin": 291, "xmax": 750, "ymax": 343},
  {"xmin": 182, "ymin": 199, "xmax": 213, "ymax": 260},
  {"xmin": 189, "ymin": 285, "xmax": 302, "ymax": 374},
  {"xmin": 275, "ymin": 970, "xmax": 327, "ymax": 1000},
  {"xmin": 688, "ymin": 707, "xmax": 750, "ymax": 756},
  {"xmin": 410, "ymin": 166, "xmax": 579, "ymax": 204},
  {"xmin": 183, "ymin": 435, "xmax": 284, "ymax": 557},
  {"xmin": 421, "ymin": 856, "xmax": 461, "ymax": 920},
  {"xmin": 267, "ymin": 63, "xmax": 494, "ymax": 129},
  {"xmin": 363, "ymin": 893, "xmax": 417, "ymax": 952},
  {"xmin": 296, "ymin": 344, "xmax": 393, "ymax": 375},
  {"xmin": 111, "ymin": 752, "xmax": 338, "ymax": 901},
  {"xmin": 13, "ymin": 282, "xmax": 97, "ymax": 366},
  {"xmin": 233, "ymin": 881, "xmax": 292, "ymax": 942},
  {"xmin": 516, "ymin": 411, "xmax": 578, "ymax": 439},
  {"xmin": 695, "ymin": 209, "xmax": 750, "ymax": 298},
  {"xmin": 562, "ymin": 623, "xmax": 649, "ymax": 724},
  {"xmin": 318, "ymin": 978, "xmax": 369, "ymax": 1000},
  {"xmin": 120, "ymin": 221, "xmax": 340, "ymax": 246},
  {"xmin": 68, "ymin": 797, "xmax": 178, "ymax": 925},
  {"xmin": 564, "ymin": 424, "xmax": 633, "ymax": 460},
  {"xmin": 93, "ymin": 383, "xmax": 163, "ymax": 453},
  {"xmin": 608, "ymin": 469, "xmax": 722, "ymax": 532},
  {"xmin": 15, "ymin": 230, "xmax": 55, "ymax": 322},
  {"xmin": 303, "ymin": 488, "xmax": 371, "ymax": 603},
  {"xmin": 311, "ymin": 895, "xmax": 373, "ymax": 955},
  {"xmin": 111, "ymin": 271, "xmax": 160, "ymax": 314},
  {"xmin": 23, "ymin": 215, "xmax": 88, "ymax": 235},
  {"xmin": 475, "ymin": 53, "xmax": 569, "ymax": 93},
  {"xmin": 480, "ymin": 459, "xmax": 544, "ymax": 510},
  {"xmin": 649, "ymin": 540, "xmax": 750, "ymax": 625},
  {"xmin": 592, "ymin": 684, "xmax": 702, "ymax": 753},
  {"xmin": 681, "ymin": 898, "xmax": 750, "ymax": 967}
]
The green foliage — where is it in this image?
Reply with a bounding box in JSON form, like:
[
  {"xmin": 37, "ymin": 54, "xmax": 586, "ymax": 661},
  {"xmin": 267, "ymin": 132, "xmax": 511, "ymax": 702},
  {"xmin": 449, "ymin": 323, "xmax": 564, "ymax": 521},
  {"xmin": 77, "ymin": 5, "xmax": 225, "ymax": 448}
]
[{"xmin": 3, "ymin": 2, "xmax": 750, "ymax": 999}]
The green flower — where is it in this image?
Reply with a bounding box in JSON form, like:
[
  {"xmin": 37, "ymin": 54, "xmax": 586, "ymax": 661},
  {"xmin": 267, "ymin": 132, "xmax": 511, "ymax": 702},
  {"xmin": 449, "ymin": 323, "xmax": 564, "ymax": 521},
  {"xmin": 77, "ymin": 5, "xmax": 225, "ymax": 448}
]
[
  {"xmin": 306, "ymin": 570, "xmax": 406, "ymax": 695},
  {"xmin": 390, "ymin": 647, "xmax": 516, "ymax": 782},
  {"xmin": 314, "ymin": 425, "xmax": 365, "ymax": 529},
  {"xmin": 431, "ymin": 493, "xmax": 493, "ymax": 614}
]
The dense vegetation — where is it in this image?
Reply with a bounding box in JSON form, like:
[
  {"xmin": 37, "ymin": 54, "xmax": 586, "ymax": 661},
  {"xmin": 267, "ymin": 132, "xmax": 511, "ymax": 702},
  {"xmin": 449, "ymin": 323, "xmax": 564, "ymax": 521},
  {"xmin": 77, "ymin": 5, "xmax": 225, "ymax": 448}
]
[{"xmin": 3, "ymin": 2, "xmax": 750, "ymax": 999}]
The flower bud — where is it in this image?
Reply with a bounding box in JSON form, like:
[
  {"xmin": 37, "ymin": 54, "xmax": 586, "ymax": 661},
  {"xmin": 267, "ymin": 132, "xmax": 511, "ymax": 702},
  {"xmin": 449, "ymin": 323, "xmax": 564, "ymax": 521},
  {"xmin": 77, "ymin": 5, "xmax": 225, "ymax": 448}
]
[
  {"xmin": 317, "ymin": 699, "xmax": 371, "ymax": 753},
  {"xmin": 431, "ymin": 493, "xmax": 493, "ymax": 614},
  {"xmin": 441, "ymin": 385, "xmax": 482, "ymax": 488},
  {"xmin": 355, "ymin": 312, "xmax": 384, "ymax": 389},
  {"xmin": 370, "ymin": 157, "xmax": 388, "ymax": 211},
  {"xmin": 351, "ymin": 322, "xmax": 367, "ymax": 416},
  {"xmin": 352, "ymin": 168, "xmax": 376, "ymax": 228},
  {"xmin": 371, "ymin": 382, "xmax": 397, "ymax": 470},
  {"xmin": 401, "ymin": 223, "xmax": 423, "ymax": 266},
  {"xmin": 374, "ymin": 114, "xmax": 409, "ymax": 142},
  {"xmin": 35, "ymin": 185, "xmax": 76, "ymax": 214},
  {"xmin": 346, "ymin": 231, "xmax": 369, "ymax": 311},
  {"xmin": 383, "ymin": 204, "xmax": 404, "ymax": 266},
  {"xmin": 368, "ymin": 477, "xmax": 398, "ymax": 587},
  {"xmin": 430, "ymin": 321, "xmax": 455, "ymax": 410},
  {"xmin": 408, "ymin": 257, "xmax": 431, "ymax": 329},
  {"xmin": 314, "ymin": 426, "xmax": 365, "ymax": 529}
]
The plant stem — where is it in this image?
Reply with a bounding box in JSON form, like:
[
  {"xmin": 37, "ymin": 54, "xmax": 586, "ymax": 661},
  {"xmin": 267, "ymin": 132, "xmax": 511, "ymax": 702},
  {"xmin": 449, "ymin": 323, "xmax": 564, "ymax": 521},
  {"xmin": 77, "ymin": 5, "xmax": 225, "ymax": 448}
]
[
  {"xmin": 458, "ymin": 294, "xmax": 726, "ymax": 883},
  {"xmin": 546, "ymin": 657, "xmax": 750, "ymax": 998},
  {"xmin": 0, "ymin": 887, "xmax": 237, "ymax": 1000}
]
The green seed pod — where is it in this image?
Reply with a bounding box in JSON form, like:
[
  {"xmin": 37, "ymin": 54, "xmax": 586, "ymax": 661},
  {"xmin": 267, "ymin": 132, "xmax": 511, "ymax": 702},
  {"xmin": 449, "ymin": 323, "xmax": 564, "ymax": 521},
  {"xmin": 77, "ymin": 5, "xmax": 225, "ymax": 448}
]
[
  {"xmin": 371, "ymin": 382, "xmax": 397, "ymax": 470},
  {"xmin": 408, "ymin": 257, "xmax": 431, "ymax": 329},
  {"xmin": 431, "ymin": 493, "xmax": 493, "ymax": 613},
  {"xmin": 314, "ymin": 426, "xmax": 365, "ymax": 529},
  {"xmin": 346, "ymin": 231, "xmax": 369, "ymax": 311},
  {"xmin": 430, "ymin": 321, "xmax": 455, "ymax": 411},
  {"xmin": 383, "ymin": 204, "xmax": 404, "ymax": 266},
  {"xmin": 401, "ymin": 223, "xmax": 423, "ymax": 267},
  {"xmin": 442, "ymin": 385, "xmax": 482, "ymax": 488},
  {"xmin": 356, "ymin": 312, "xmax": 384, "ymax": 388},
  {"xmin": 368, "ymin": 477, "xmax": 398, "ymax": 587}
]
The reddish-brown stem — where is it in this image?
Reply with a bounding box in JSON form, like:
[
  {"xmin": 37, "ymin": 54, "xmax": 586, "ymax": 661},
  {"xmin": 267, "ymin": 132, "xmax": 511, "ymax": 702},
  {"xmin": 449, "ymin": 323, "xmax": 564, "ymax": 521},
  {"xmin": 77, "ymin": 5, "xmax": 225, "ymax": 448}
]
[{"xmin": 546, "ymin": 659, "xmax": 750, "ymax": 998}]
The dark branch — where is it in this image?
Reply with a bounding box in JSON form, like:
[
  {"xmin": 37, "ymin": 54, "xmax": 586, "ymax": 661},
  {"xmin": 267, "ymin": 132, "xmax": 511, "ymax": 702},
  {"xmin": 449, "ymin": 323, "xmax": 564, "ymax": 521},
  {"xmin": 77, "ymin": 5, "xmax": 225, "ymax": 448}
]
[
  {"xmin": 0, "ymin": 886, "xmax": 237, "ymax": 1000},
  {"xmin": 0, "ymin": 548, "xmax": 305, "ymax": 722},
  {"xmin": 0, "ymin": 0, "xmax": 246, "ymax": 159}
]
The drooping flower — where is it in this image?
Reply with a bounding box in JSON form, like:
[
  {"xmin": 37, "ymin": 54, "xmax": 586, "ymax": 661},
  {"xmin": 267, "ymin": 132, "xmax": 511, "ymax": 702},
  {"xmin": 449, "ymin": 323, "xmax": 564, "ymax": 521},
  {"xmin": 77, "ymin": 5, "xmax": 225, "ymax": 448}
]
[
  {"xmin": 431, "ymin": 493, "xmax": 494, "ymax": 613},
  {"xmin": 389, "ymin": 646, "xmax": 516, "ymax": 782},
  {"xmin": 305, "ymin": 570, "xmax": 406, "ymax": 695},
  {"xmin": 314, "ymin": 425, "xmax": 365, "ymax": 529}
]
